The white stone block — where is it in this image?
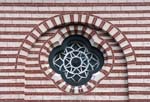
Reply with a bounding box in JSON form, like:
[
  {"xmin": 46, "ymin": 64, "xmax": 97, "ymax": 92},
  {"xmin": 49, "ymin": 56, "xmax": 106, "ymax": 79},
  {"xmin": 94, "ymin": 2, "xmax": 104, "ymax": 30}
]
[
  {"xmin": 103, "ymin": 22, "xmax": 111, "ymax": 31},
  {"xmin": 27, "ymin": 60, "xmax": 38, "ymax": 64},
  {"xmin": 103, "ymin": 43, "xmax": 109, "ymax": 49},
  {"xmin": 58, "ymin": 82, "xmax": 66, "ymax": 88},
  {"xmin": 104, "ymin": 66, "xmax": 111, "ymax": 72},
  {"xmin": 77, "ymin": 25, "xmax": 83, "ymax": 31},
  {"xmin": 63, "ymin": 15, "xmax": 71, "ymax": 23},
  {"xmin": 60, "ymin": 28, "xmax": 67, "ymax": 34},
  {"xmin": 92, "ymin": 71, "xmax": 105, "ymax": 81},
  {"xmin": 81, "ymin": 85, "xmax": 88, "ymax": 92},
  {"xmin": 85, "ymin": 28, "xmax": 92, "ymax": 34},
  {"xmin": 45, "ymin": 69, "xmax": 53, "ymax": 75},
  {"xmin": 87, "ymin": 82, "xmax": 94, "ymax": 88},
  {"xmin": 92, "ymin": 34, "xmax": 102, "ymax": 44},
  {"xmin": 32, "ymin": 30, "xmax": 41, "ymax": 37},
  {"xmin": 107, "ymin": 58, "xmax": 113, "ymax": 63},
  {"xmin": 65, "ymin": 85, "xmax": 71, "ymax": 92},
  {"xmin": 50, "ymin": 7, "xmax": 63, "ymax": 11},
  {"xmin": 46, "ymin": 20, "xmax": 54, "ymax": 28},
  {"xmin": 39, "ymin": 24, "xmax": 47, "ymax": 33},
  {"xmin": 126, "ymin": 55, "xmax": 135, "ymax": 62},
  {"xmin": 69, "ymin": 25, "xmax": 75, "ymax": 31},
  {"xmin": 73, "ymin": 14, "xmax": 79, "ymax": 22},
  {"xmin": 26, "ymin": 36, "xmax": 36, "ymax": 42},
  {"xmin": 54, "ymin": 16, "xmax": 61, "ymax": 25},
  {"xmin": 130, "ymin": 95, "xmax": 148, "ymax": 99},
  {"xmin": 109, "ymin": 28, "xmax": 118, "ymax": 36},
  {"xmin": 95, "ymin": 19, "xmax": 102, "ymax": 27},
  {"xmin": 74, "ymin": 87, "xmax": 79, "ymax": 94},
  {"xmin": 77, "ymin": 7, "xmax": 92, "ymax": 11},
  {"xmin": 124, "ymin": 48, "xmax": 133, "ymax": 55},
  {"xmin": 63, "ymin": 7, "xmax": 78, "ymax": 11},
  {"xmin": 88, "ymin": 16, "xmax": 94, "ymax": 24},
  {"xmin": 81, "ymin": 14, "xmax": 86, "ymax": 23},
  {"xmin": 23, "ymin": 43, "xmax": 31, "ymax": 49},
  {"xmin": 101, "ymin": 79, "xmax": 127, "ymax": 84},
  {"xmin": 45, "ymin": 43, "xmax": 49, "ymax": 48},
  {"xmin": 0, "ymin": 58, "xmax": 8, "ymax": 62},
  {"xmin": 115, "ymin": 34, "xmax": 124, "ymax": 42}
]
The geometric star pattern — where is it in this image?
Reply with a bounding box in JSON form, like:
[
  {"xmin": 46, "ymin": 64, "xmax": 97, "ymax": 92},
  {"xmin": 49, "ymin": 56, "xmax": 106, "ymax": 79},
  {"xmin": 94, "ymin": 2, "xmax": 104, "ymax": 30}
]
[{"xmin": 49, "ymin": 35, "xmax": 104, "ymax": 86}]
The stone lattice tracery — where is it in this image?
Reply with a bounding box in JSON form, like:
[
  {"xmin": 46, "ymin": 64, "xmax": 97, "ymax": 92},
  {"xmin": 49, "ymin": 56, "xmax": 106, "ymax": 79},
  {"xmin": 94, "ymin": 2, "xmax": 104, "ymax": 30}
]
[{"xmin": 50, "ymin": 35, "xmax": 104, "ymax": 86}]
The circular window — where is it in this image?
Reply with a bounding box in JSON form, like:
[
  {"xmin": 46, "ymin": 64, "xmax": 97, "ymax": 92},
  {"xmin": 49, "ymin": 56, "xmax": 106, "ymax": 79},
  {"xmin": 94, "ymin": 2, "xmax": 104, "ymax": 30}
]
[{"xmin": 49, "ymin": 35, "xmax": 104, "ymax": 86}]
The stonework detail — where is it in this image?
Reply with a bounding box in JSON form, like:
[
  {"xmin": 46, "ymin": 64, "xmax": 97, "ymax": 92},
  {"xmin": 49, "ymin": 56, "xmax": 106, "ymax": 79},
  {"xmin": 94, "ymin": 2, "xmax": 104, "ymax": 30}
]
[
  {"xmin": 1, "ymin": 1, "xmax": 149, "ymax": 102},
  {"xmin": 49, "ymin": 35, "xmax": 104, "ymax": 86}
]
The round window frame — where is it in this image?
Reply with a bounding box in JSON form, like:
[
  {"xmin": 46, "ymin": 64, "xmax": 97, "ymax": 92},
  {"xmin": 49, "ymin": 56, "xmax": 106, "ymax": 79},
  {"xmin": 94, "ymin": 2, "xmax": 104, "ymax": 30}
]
[
  {"xmin": 49, "ymin": 35, "xmax": 104, "ymax": 86},
  {"xmin": 39, "ymin": 25, "xmax": 115, "ymax": 94}
]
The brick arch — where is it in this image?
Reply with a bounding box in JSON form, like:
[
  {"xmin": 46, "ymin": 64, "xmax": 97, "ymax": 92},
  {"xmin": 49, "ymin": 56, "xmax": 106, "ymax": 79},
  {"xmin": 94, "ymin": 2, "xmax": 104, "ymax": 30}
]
[
  {"xmin": 38, "ymin": 25, "xmax": 115, "ymax": 94},
  {"xmin": 15, "ymin": 13, "xmax": 136, "ymax": 68}
]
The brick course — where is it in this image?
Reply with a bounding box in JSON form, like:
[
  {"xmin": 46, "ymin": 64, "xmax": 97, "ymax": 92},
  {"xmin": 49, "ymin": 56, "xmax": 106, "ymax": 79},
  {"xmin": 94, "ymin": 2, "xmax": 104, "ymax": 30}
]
[{"xmin": 0, "ymin": 0, "xmax": 150, "ymax": 102}]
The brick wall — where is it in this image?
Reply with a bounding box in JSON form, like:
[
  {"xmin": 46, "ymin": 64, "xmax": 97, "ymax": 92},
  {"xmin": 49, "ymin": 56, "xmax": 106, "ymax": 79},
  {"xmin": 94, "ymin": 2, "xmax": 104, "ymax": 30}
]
[{"xmin": 0, "ymin": 0, "xmax": 150, "ymax": 102}]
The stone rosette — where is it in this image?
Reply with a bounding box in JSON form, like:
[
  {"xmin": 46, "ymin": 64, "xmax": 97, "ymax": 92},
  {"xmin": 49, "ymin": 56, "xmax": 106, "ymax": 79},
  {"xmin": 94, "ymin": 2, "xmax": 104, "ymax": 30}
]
[{"xmin": 49, "ymin": 35, "xmax": 104, "ymax": 86}]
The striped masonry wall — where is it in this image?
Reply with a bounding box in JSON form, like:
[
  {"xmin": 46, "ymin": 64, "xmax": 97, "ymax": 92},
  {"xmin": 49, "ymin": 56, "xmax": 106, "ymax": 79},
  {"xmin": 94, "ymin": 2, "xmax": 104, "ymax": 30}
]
[{"xmin": 0, "ymin": 0, "xmax": 150, "ymax": 102}]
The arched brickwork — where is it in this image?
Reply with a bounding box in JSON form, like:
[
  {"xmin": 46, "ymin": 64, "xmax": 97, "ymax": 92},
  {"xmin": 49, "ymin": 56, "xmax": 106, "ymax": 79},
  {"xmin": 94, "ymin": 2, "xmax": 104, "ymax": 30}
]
[
  {"xmin": 14, "ymin": 13, "xmax": 136, "ymax": 95},
  {"xmin": 16, "ymin": 13, "xmax": 136, "ymax": 69},
  {"xmin": 38, "ymin": 25, "xmax": 115, "ymax": 94}
]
